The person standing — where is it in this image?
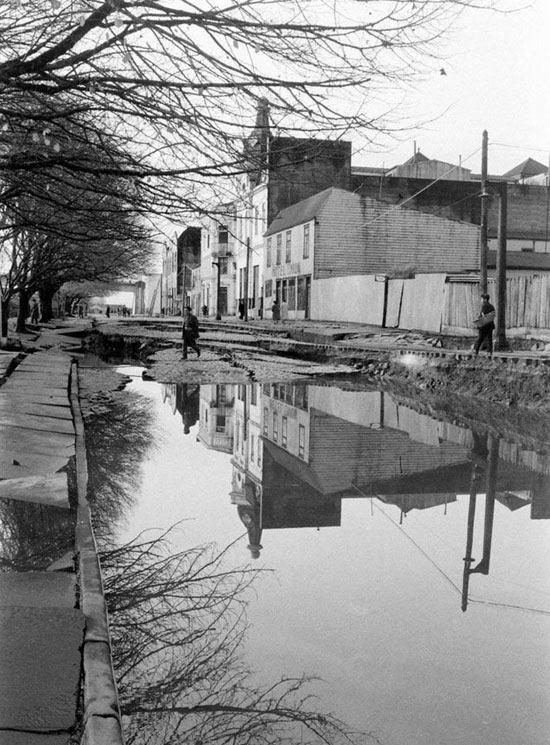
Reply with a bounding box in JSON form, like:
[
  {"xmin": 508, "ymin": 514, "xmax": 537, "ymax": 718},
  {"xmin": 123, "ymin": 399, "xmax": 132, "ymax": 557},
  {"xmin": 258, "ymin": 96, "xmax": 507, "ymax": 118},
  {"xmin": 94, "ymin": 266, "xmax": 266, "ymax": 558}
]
[
  {"xmin": 238, "ymin": 300, "xmax": 245, "ymax": 320},
  {"xmin": 474, "ymin": 293, "xmax": 495, "ymax": 356},
  {"xmin": 182, "ymin": 305, "xmax": 201, "ymax": 359},
  {"xmin": 271, "ymin": 299, "xmax": 280, "ymax": 323},
  {"xmin": 29, "ymin": 298, "xmax": 40, "ymax": 324}
]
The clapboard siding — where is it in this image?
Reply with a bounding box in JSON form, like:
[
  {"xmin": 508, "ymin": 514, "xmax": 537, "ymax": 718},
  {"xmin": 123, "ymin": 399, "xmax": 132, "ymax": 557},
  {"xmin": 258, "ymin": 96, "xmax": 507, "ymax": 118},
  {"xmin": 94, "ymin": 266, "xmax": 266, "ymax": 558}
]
[{"xmin": 314, "ymin": 189, "xmax": 480, "ymax": 279}]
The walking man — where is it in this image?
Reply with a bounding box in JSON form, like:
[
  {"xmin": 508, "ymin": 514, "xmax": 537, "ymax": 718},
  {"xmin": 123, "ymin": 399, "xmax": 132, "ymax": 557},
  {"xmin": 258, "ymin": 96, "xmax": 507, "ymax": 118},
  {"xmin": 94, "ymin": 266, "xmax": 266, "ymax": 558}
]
[
  {"xmin": 182, "ymin": 305, "xmax": 200, "ymax": 359},
  {"xmin": 474, "ymin": 293, "xmax": 496, "ymax": 356}
]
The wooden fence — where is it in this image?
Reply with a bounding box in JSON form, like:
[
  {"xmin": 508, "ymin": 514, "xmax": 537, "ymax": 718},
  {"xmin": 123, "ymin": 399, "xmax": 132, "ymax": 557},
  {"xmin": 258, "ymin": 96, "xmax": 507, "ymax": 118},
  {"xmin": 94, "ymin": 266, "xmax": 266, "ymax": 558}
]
[{"xmin": 443, "ymin": 274, "xmax": 550, "ymax": 334}]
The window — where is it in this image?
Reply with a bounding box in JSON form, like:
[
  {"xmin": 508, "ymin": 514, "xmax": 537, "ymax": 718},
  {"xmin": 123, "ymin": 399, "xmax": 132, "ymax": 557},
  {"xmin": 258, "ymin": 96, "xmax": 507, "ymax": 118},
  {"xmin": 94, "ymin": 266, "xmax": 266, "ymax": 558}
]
[
  {"xmin": 276, "ymin": 234, "xmax": 282, "ymax": 265},
  {"xmin": 254, "ymin": 206, "xmax": 259, "ymax": 235},
  {"xmin": 250, "ymin": 435, "xmax": 255, "ymax": 462},
  {"xmin": 298, "ymin": 425, "xmax": 305, "ymax": 458},
  {"xmin": 281, "ymin": 279, "xmax": 288, "ymax": 303},
  {"xmin": 264, "ymin": 280, "xmax": 272, "ymax": 298},
  {"xmin": 218, "ymin": 256, "xmax": 228, "ymax": 275},
  {"xmin": 218, "ymin": 225, "xmax": 228, "ymax": 244},
  {"xmin": 266, "ymin": 237, "xmax": 272, "ymax": 267},
  {"xmin": 216, "ymin": 385, "xmax": 226, "ymax": 406},
  {"xmin": 261, "ymin": 202, "xmax": 266, "ymax": 229},
  {"xmin": 285, "ymin": 230, "xmax": 292, "ymax": 263},
  {"xmin": 272, "ymin": 412, "xmax": 278, "ymax": 442},
  {"xmin": 303, "ymin": 223, "xmax": 310, "ymax": 259},
  {"xmin": 281, "ymin": 416, "xmax": 288, "ymax": 448},
  {"xmin": 235, "ymin": 422, "xmax": 240, "ymax": 450},
  {"xmin": 238, "ymin": 385, "xmax": 245, "ymax": 401},
  {"xmin": 251, "ymin": 384, "xmax": 257, "ymax": 406},
  {"xmin": 216, "ymin": 415, "xmax": 226, "ymax": 433},
  {"xmin": 263, "ymin": 407, "xmax": 269, "ymax": 434}
]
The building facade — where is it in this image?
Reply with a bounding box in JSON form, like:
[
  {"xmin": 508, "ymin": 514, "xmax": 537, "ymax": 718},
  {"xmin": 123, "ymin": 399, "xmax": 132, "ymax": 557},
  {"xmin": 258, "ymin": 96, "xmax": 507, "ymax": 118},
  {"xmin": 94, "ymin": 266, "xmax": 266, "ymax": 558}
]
[{"xmin": 263, "ymin": 187, "xmax": 480, "ymax": 324}]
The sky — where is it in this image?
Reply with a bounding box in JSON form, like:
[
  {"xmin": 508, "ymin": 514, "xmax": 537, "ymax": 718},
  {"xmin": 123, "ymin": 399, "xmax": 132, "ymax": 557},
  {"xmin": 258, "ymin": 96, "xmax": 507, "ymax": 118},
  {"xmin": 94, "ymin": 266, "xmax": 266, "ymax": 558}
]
[{"xmin": 355, "ymin": 0, "xmax": 550, "ymax": 175}]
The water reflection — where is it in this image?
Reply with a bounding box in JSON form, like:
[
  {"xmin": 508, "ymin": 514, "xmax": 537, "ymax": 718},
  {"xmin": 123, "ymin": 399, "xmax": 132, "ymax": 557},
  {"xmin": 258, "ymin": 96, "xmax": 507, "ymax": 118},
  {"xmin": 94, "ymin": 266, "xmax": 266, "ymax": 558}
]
[{"xmin": 161, "ymin": 381, "xmax": 550, "ymax": 613}]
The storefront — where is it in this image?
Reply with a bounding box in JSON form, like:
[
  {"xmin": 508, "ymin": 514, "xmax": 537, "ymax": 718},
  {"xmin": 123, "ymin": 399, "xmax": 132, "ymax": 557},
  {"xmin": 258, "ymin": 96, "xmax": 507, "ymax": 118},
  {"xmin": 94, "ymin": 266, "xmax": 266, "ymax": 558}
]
[{"xmin": 264, "ymin": 267, "xmax": 311, "ymax": 320}]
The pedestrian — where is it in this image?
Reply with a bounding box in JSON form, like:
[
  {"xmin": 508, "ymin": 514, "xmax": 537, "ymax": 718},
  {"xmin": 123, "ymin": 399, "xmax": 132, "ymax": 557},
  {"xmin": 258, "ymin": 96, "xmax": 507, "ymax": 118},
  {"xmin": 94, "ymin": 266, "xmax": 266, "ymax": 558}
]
[
  {"xmin": 201, "ymin": 304, "xmax": 208, "ymax": 317},
  {"xmin": 238, "ymin": 300, "xmax": 245, "ymax": 320},
  {"xmin": 474, "ymin": 293, "xmax": 495, "ymax": 356},
  {"xmin": 29, "ymin": 298, "xmax": 40, "ymax": 324},
  {"xmin": 271, "ymin": 299, "xmax": 280, "ymax": 323},
  {"xmin": 182, "ymin": 305, "xmax": 201, "ymax": 359},
  {"xmin": 105, "ymin": 305, "xmax": 111, "ymax": 318}
]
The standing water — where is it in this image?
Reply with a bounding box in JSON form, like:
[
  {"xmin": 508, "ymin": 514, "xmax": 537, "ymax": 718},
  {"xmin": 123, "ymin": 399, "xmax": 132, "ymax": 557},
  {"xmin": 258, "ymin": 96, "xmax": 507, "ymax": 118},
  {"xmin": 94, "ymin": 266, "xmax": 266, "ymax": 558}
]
[{"xmin": 90, "ymin": 371, "xmax": 550, "ymax": 745}]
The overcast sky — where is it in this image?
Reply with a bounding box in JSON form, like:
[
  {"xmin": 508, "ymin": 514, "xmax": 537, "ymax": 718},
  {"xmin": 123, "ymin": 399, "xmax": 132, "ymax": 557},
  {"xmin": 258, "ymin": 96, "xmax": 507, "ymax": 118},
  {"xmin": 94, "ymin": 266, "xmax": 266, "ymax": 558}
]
[{"xmin": 354, "ymin": 0, "xmax": 549, "ymax": 176}]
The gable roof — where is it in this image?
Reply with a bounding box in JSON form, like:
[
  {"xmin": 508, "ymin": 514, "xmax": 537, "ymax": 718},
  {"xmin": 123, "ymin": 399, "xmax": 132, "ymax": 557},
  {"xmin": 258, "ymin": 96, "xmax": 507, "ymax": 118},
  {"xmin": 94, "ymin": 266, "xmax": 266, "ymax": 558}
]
[
  {"xmin": 399, "ymin": 150, "xmax": 430, "ymax": 167},
  {"xmin": 502, "ymin": 157, "xmax": 547, "ymax": 180},
  {"xmin": 264, "ymin": 186, "xmax": 336, "ymax": 236}
]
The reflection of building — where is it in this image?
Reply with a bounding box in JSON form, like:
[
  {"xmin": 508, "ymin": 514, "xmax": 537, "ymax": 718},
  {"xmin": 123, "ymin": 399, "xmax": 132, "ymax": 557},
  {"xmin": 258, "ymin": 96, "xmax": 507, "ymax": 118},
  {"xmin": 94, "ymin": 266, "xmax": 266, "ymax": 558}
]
[
  {"xmin": 197, "ymin": 385, "xmax": 235, "ymax": 453},
  {"xmin": 228, "ymin": 383, "xmax": 550, "ymax": 558},
  {"xmin": 161, "ymin": 383, "xmax": 200, "ymax": 434},
  {"xmin": 160, "ymin": 382, "xmax": 550, "ymax": 560},
  {"xmin": 231, "ymin": 384, "xmax": 264, "ymax": 557}
]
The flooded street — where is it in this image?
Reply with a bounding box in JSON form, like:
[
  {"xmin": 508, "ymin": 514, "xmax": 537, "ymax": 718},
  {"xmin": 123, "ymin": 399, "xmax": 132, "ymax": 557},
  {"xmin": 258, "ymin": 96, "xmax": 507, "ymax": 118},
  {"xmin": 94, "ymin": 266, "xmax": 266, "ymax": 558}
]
[{"xmin": 93, "ymin": 369, "xmax": 550, "ymax": 745}]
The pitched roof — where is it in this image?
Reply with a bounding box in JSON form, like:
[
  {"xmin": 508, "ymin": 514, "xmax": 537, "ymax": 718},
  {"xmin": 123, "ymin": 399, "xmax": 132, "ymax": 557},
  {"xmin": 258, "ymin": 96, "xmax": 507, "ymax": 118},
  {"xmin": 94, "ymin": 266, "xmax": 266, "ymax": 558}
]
[
  {"xmin": 502, "ymin": 157, "xmax": 548, "ymax": 180},
  {"xmin": 399, "ymin": 150, "xmax": 430, "ymax": 167},
  {"xmin": 264, "ymin": 186, "xmax": 336, "ymax": 236}
]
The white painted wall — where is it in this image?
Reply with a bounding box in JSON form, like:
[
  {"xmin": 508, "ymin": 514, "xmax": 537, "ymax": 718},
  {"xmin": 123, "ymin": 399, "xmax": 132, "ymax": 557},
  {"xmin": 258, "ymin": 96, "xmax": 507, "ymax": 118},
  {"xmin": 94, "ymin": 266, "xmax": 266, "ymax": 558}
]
[{"xmin": 311, "ymin": 274, "xmax": 385, "ymax": 324}]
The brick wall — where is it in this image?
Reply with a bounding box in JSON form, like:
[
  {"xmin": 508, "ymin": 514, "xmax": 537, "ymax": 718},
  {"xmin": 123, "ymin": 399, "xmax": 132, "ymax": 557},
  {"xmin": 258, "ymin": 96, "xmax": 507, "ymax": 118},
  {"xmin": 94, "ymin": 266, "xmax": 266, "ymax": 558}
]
[
  {"xmin": 352, "ymin": 174, "xmax": 550, "ymax": 240},
  {"xmin": 267, "ymin": 138, "xmax": 351, "ymax": 223},
  {"xmin": 314, "ymin": 189, "xmax": 480, "ymax": 278}
]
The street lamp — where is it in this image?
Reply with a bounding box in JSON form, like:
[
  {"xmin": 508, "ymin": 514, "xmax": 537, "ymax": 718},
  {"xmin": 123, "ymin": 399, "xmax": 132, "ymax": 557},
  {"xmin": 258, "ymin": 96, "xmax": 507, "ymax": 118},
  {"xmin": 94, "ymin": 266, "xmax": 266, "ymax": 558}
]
[{"xmin": 212, "ymin": 261, "xmax": 222, "ymax": 320}]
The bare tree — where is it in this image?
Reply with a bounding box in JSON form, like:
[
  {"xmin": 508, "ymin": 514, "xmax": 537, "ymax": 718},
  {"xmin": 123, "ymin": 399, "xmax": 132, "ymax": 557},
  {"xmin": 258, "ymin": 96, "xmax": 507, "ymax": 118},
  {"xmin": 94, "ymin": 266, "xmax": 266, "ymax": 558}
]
[
  {"xmin": 0, "ymin": 0, "xmax": 509, "ymax": 217},
  {"xmin": 0, "ymin": 103, "xmax": 154, "ymax": 329}
]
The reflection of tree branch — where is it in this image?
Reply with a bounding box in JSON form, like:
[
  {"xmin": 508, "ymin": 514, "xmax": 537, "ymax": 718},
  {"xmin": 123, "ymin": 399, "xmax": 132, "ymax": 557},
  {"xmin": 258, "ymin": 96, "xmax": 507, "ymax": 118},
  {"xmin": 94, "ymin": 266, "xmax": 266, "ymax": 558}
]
[
  {"xmin": 100, "ymin": 526, "xmax": 366, "ymax": 745},
  {"xmin": 84, "ymin": 390, "xmax": 155, "ymax": 540}
]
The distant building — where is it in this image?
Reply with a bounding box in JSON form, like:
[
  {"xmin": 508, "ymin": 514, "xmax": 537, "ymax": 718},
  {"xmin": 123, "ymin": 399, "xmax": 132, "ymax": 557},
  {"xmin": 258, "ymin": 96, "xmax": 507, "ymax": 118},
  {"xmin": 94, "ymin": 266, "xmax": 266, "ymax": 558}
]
[
  {"xmin": 199, "ymin": 214, "xmax": 236, "ymax": 317},
  {"xmin": 203, "ymin": 101, "xmax": 353, "ymax": 319},
  {"xmin": 352, "ymin": 152, "xmax": 550, "ymax": 255},
  {"xmin": 502, "ymin": 157, "xmax": 548, "ymax": 184},
  {"xmin": 163, "ymin": 226, "xmax": 201, "ymax": 316}
]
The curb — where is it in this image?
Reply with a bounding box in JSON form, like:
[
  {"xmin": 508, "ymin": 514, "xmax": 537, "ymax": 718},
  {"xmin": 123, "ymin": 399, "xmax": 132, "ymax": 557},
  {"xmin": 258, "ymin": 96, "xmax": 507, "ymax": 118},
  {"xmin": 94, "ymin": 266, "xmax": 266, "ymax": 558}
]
[{"xmin": 70, "ymin": 361, "xmax": 124, "ymax": 745}]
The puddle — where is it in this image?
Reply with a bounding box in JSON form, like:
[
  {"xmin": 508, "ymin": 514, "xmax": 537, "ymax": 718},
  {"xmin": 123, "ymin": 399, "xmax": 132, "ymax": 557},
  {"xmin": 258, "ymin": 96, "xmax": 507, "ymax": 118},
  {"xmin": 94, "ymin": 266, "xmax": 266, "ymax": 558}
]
[{"xmin": 87, "ymin": 376, "xmax": 550, "ymax": 745}]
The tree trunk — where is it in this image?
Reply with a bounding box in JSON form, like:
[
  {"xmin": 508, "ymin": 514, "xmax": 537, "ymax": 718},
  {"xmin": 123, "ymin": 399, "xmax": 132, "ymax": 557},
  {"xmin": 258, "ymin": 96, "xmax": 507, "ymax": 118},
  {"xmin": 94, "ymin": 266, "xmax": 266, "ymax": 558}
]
[
  {"xmin": 17, "ymin": 289, "xmax": 30, "ymax": 333},
  {"xmin": 39, "ymin": 286, "xmax": 56, "ymax": 323},
  {"xmin": 1, "ymin": 299, "xmax": 9, "ymax": 339}
]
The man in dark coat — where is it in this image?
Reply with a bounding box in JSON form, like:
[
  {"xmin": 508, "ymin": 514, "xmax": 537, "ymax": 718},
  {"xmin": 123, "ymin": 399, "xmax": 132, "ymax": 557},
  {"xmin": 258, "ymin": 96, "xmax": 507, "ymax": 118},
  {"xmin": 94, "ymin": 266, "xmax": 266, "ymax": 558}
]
[
  {"xmin": 182, "ymin": 306, "xmax": 200, "ymax": 359},
  {"xmin": 474, "ymin": 293, "xmax": 495, "ymax": 356}
]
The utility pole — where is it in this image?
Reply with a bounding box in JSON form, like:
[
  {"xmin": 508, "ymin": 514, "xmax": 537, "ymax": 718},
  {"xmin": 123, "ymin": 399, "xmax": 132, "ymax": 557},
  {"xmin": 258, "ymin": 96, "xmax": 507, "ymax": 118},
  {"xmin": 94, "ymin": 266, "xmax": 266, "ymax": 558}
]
[
  {"xmin": 480, "ymin": 130, "xmax": 489, "ymax": 294},
  {"xmin": 495, "ymin": 181, "xmax": 508, "ymax": 350},
  {"xmin": 244, "ymin": 237, "xmax": 251, "ymax": 322}
]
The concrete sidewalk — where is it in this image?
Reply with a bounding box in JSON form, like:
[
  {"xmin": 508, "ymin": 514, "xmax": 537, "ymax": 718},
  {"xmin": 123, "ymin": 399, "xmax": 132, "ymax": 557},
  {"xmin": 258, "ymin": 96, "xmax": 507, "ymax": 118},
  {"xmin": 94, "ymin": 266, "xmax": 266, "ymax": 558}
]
[
  {"xmin": 0, "ymin": 350, "xmax": 83, "ymax": 745},
  {"xmin": 0, "ymin": 330, "xmax": 123, "ymax": 745}
]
